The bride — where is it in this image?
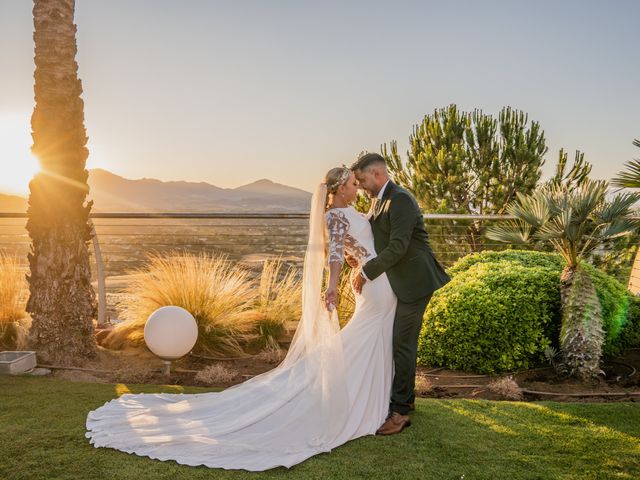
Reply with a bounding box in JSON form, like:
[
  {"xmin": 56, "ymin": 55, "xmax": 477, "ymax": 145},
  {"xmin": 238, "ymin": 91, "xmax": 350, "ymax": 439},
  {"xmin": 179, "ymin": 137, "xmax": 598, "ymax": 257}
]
[{"xmin": 86, "ymin": 166, "xmax": 398, "ymax": 471}]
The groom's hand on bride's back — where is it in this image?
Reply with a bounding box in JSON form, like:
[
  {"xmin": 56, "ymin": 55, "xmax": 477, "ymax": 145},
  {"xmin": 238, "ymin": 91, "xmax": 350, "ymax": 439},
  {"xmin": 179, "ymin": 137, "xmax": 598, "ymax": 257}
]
[{"xmin": 344, "ymin": 253, "xmax": 359, "ymax": 269}]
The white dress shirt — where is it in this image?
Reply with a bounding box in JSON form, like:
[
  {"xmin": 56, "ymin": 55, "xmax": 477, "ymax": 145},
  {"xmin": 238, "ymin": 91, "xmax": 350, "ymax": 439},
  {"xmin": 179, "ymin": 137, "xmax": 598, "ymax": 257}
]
[{"xmin": 361, "ymin": 180, "xmax": 390, "ymax": 281}]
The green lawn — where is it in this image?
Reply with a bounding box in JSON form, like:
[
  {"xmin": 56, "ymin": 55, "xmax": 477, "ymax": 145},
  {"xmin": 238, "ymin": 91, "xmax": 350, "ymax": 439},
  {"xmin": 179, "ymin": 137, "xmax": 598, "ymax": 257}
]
[{"xmin": 1, "ymin": 376, "xmax": 639, "ymax": 480}]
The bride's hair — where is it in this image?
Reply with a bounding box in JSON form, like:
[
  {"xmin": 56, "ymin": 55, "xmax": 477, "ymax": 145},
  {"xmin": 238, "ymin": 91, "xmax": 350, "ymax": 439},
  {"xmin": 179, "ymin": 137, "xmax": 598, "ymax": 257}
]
[
  {"xmin": 322, "ymin": 166, "xmax": 351, "ymax": 262},
  {"xmin": 323, "ymin": 166, "xmax": 351, "ymax": 210}
]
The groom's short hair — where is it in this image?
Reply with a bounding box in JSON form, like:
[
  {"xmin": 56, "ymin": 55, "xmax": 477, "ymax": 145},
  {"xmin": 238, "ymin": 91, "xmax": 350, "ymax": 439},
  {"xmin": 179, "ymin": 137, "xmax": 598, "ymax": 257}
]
[{"xmin": 351, "ymin": 152, "xmax": 387, "ymax": 172}]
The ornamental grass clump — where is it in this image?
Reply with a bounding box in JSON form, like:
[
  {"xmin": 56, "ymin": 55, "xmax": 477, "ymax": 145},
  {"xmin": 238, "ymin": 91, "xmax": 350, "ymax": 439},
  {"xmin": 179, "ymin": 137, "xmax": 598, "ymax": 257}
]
[
  {"xmin": 0, "ymin": 252, "xmax": 31, "ymax": 350},
  {"xmin": 103, "ymin": 253, "xmax": 257, "ymax": 356},
  {"xmin": 246, "ymin": 258, "xmax": 301, "ymax": 349}
]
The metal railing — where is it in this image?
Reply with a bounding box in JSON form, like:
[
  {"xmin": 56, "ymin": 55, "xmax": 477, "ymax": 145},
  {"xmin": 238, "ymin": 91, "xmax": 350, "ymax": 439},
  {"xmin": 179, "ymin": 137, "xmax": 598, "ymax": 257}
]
[{"xmin": 2, "ymin": 211, "xmax": 632, "ymax": 325}]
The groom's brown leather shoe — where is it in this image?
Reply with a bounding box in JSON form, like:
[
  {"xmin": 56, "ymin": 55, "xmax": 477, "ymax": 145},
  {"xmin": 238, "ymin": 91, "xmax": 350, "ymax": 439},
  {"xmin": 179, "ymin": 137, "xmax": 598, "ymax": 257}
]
[{"xmin": 375, "ymin": 412, "xmax": 411, "ymax": 436}]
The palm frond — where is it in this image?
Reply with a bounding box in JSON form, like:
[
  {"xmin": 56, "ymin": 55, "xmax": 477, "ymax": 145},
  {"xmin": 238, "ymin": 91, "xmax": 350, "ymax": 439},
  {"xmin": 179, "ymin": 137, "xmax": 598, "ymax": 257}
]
[
  {"xmin": 507, "ymin": 191, "xmax": 551, "ymax": 228},
  {"xmin": 485, "ymin": 220, "xmax": 532, "ymax": 244},
  {"xmin": 612, "ymin": 139, "xmax": 640, "ymax": 189},
  {"xmin": 536, "ymin": 213, "xmax": 569, "ymax": 242},
  {"xmin": 596, "ymin": 219, "xmax": 638, "ymax": 241},
  {"xmin": 612, "ymin": 159, "xmax": 640, "ymax": 189},
  {"xmin": 596, "ymin": 191, "xmax": 640, "ymax": 223},
  {"xmin": 571, "ymin": 180, "xmax": 606, "ymax": 224}
]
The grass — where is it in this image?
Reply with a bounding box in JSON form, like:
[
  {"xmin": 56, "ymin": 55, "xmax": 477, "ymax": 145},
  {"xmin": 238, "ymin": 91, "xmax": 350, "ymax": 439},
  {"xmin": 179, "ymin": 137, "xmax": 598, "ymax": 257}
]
[
  {"xmin": 102, "ymin": 254, "xmax": 306, "ymax": 356},
  {"xmin": 0, "ymin": 252, "xmax": 30, "ymax": 350},
  {"xmin": 1, "ymin": 376, "xmax": 639, "ymax": 480},
  {"xmin": 247, "ymin": 258, "xmax": 301, "ymax": 348},
  {"xmin": 103, "ymin": 253, "xmax": 257, "ymax": 355}
]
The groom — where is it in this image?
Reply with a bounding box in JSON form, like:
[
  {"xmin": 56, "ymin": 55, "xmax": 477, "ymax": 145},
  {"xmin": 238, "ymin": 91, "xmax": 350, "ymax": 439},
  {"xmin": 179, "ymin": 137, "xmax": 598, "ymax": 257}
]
[{"xmin": 351, "ymin": 153, "xmax": 450, "ymax": 436}]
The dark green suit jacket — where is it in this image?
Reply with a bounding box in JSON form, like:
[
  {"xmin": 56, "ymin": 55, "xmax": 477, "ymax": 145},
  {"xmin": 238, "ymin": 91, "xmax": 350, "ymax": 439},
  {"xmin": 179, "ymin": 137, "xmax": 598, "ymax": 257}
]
[{"xmin": 362, "ymin": 181, "xmax": 450, "ymax": 303}]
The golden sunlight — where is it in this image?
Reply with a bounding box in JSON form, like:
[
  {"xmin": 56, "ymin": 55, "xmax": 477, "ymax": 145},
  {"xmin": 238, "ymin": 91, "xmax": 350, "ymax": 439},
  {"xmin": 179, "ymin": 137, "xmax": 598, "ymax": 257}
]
[{"xmin": 0, "ymin": 113, "xmax": 40, "ymax": 196}]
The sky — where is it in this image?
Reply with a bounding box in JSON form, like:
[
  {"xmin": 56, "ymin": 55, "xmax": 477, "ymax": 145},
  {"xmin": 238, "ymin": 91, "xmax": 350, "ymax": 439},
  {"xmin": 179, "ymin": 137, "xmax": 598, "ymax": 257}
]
[{"xmin": 1, "ymin": 0, "xmax": 639, "ymax": 195}]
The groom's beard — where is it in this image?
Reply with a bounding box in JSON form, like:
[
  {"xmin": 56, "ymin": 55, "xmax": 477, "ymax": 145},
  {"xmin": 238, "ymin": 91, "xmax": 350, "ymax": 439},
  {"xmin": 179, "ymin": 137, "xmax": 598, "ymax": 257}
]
[
  {"xmin": 363, "ymin": 188, "xmax": 377, "ymax": 198},
  {"xmin": 360, "ymin": 189, "xmax": 374, "ymax": 198}
]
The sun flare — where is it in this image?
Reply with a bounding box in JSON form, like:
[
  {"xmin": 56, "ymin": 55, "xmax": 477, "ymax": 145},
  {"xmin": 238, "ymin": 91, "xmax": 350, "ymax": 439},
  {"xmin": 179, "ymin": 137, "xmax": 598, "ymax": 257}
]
[{"xmin": 0, "ymin": 113, "xmax": 40, "ymax": 196}]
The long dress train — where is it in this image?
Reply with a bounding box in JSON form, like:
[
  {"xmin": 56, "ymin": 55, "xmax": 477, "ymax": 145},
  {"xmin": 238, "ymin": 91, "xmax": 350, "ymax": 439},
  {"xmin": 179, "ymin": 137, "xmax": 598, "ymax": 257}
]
[{"xmin": 86, "ymin": 199, "xmax": 397, "ymax": 471}]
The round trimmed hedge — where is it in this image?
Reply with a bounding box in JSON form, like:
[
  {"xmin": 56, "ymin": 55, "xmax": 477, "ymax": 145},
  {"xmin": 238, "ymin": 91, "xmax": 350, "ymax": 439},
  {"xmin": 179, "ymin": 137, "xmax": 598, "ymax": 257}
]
[{"xmin": 418, "ymin": 250, "xmax": 630, "ymax": 373}]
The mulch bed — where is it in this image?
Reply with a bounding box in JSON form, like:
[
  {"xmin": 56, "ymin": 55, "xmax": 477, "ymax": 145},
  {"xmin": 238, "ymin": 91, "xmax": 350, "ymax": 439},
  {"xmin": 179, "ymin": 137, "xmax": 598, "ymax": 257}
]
[
  {"xmin": 41, "ymin": 341, "xmax": 640, "ymax": 403},
  {"xmin": 414, "ymin": 349, "xmax": 640, "ymax": 402}
]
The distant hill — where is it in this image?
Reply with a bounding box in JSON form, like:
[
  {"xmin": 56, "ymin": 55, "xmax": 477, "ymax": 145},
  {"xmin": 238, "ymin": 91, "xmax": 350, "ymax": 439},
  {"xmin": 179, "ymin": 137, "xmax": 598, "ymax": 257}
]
[
  {"xmin": 0, "ymin": 193, "xmax": 28, "ymax": 213},
  {"xmin": 235, "ymin": 178, "xmax": 310, "ymax": 199},
  {"xmin": 0, "ymin": 169, "xmax": 312, "ymax": 213}
]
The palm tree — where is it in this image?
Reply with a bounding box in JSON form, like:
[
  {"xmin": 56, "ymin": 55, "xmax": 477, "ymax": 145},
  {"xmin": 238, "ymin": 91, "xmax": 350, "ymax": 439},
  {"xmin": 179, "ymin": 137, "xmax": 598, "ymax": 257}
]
[
  {"xmin": 612, "ymin": 139, "xmax": 640, "ymax": 189},
  {"xmin": 486, "ymin": 180, "xmax": 638, "ymax": 380},
  {"xmin": 26, "ymin": 0, "xmax": 97, "ymax": 364}
]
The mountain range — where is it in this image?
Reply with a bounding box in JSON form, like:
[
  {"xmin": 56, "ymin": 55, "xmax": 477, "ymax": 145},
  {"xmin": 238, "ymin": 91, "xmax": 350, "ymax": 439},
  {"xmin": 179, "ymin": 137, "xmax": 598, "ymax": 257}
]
[{"xmin": 0, "ymin": 169, "xmax": 312, "ymax": 213}]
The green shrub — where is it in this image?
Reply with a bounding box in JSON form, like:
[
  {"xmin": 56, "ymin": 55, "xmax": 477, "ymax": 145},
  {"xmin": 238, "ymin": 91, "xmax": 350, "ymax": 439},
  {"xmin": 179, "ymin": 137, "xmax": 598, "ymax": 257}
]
[
  {"xmin": 452, "ymin": 250, "xmax": 629, "ymax": 355},
  {"xmin": 582, "ymin": 263, "xmax": 629, "ymax": 356},
  {"xmin": 446, "ymin": 249, "xmax": 564, "ymax": 277},
  {"xmin": 419, "ymin": 261, "xmax": 561, "ymax": 373},
  {"xmin": 420, "ymin": 250, "xmax": 632, "ymax": 373},
  {"xmin": 620, "ymin": 294, "xmax": 640, "ymax": 349}
]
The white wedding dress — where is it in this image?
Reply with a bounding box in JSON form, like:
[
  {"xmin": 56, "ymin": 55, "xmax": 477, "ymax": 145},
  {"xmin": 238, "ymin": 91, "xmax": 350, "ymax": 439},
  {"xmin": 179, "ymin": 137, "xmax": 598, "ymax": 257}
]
[{"xmin": 86, "ymin": 190, "xmax": 397, "ymax": 471}]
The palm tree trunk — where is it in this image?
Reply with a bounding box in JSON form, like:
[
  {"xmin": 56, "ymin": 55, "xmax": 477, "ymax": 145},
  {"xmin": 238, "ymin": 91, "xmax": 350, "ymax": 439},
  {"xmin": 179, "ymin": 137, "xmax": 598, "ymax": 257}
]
[
  {"xmin": 558, "ymin": 265, "xmax": 604, "ymax": 380},
  {"xmin": 26, "ymin": 0, "xmax": 97, "ymax": 365}
]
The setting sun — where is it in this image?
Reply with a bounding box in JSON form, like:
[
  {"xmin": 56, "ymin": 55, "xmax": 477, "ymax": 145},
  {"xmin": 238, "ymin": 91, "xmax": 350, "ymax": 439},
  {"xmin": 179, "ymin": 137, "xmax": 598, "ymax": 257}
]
[{"xmin": 0, "ymin": 112, "xmax": 40, "ymax": 196}]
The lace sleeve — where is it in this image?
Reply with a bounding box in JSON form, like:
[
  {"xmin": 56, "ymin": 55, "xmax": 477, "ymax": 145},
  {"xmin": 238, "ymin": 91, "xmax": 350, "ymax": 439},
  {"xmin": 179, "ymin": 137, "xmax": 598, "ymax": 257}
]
[{"xmin": 325, "ymin": 210, "xmax": 350, "ymax": 266}]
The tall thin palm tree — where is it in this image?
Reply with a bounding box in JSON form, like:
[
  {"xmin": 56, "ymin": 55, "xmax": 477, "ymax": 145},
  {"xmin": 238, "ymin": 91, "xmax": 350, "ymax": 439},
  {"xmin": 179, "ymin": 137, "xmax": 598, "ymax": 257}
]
[
  {"xmin": 26, "ymin": 0, "xmax": 97, "ymax": 364},
  {"xmin": 487, "ymin": 180, "xmax": 638, "ymax": 380}
]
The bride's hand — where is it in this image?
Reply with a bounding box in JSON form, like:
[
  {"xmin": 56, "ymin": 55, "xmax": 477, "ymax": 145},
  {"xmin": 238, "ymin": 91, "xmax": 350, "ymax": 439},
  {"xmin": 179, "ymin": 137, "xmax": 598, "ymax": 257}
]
[{"xmin": 324, "ymin": 286, "xmax": 338, "ymax": 311}]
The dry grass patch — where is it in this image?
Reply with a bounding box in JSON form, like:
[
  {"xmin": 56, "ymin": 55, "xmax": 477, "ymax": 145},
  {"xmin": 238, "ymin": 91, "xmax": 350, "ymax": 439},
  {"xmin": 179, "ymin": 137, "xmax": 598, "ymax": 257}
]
[
  {"xmin": 255, "ymin": 337, "xmax": 285, "ymax": 364},
  {"xmin": 103, "ymin": 253, "xmax": 257, "ymax": 356},
  {"xmin": 195, "ymin": 363, "xmax": 239, "ymax": 385},
  {"xmin": 246, "ymin": 258, "xmax": 301, "ymax": 348},
  {"xmin": 487, "ymin": 375, "xmax": 523, "ymax": 400},
  {"xmin": 415, "ymin": 375, "xmax": 433, "ymax": 395},
  {"xmin": 0, "ymin": 252, "xmax": 30, "ymax": 350}
]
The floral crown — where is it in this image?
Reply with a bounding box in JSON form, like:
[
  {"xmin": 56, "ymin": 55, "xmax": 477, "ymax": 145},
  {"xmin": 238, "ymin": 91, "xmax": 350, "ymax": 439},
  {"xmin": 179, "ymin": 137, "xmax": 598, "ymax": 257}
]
[{"xmin": 325, "ymin": 166, "xmax": 351, "ymax": 193}]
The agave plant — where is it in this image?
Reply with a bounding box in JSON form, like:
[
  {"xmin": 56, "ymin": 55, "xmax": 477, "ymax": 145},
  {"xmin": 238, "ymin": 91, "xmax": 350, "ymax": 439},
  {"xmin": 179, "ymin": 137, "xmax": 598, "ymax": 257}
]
[
  {"xmin": 487, "ymin": 179, "xmax": 639, "ymax": 380},
  {"xmin": 612, "ymin": 139, "xmax": 640, "ymax": 189}
]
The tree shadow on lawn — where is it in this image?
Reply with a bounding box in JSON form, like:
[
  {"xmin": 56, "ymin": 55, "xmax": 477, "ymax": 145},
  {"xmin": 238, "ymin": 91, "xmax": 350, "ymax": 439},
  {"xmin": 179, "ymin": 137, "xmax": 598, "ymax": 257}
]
[{"xmin": 432, "ymin": 399, "xmax": 640, "ymax": 479}]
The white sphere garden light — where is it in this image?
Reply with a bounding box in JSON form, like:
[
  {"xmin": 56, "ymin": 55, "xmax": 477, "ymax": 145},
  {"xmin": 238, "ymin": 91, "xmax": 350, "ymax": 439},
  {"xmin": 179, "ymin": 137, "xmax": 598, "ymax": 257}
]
[{"xmin": 144, "ymin": 306, "xmax": 198, "ymax": 375}]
